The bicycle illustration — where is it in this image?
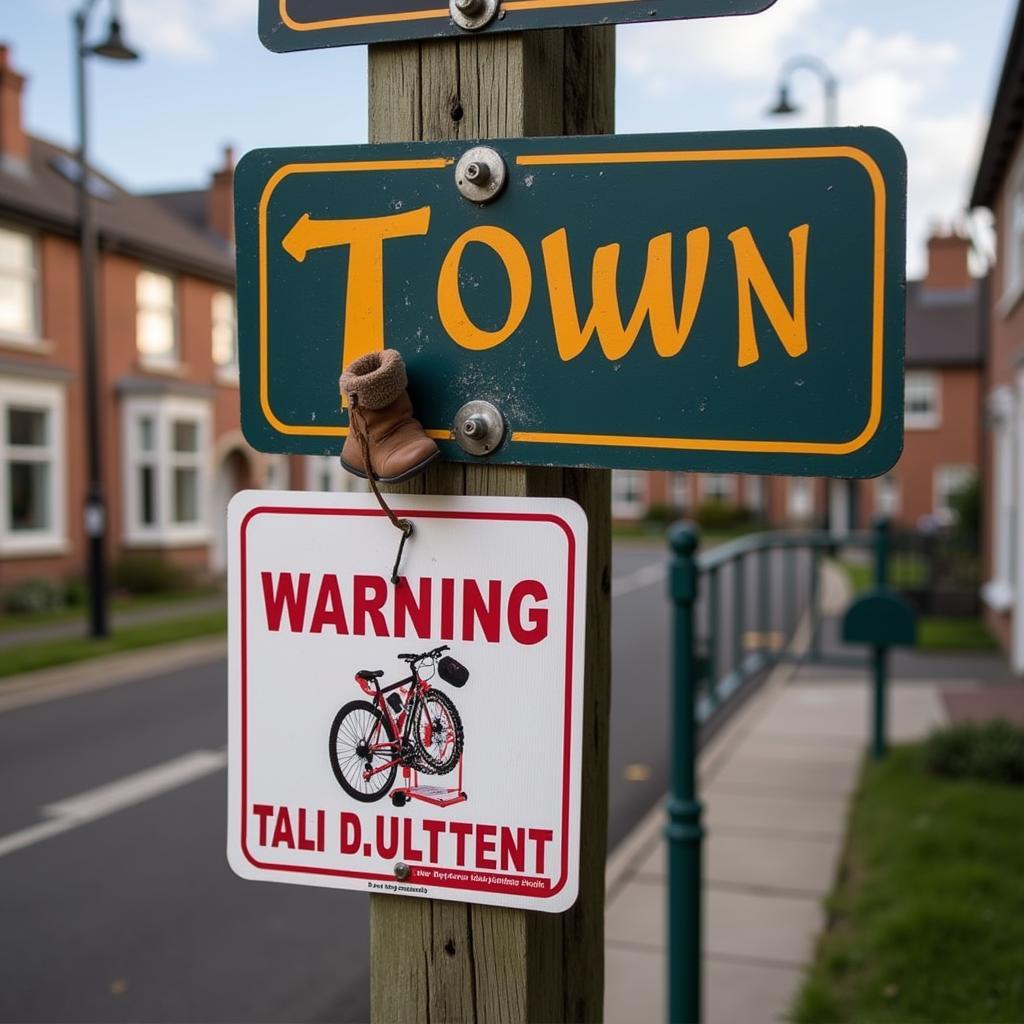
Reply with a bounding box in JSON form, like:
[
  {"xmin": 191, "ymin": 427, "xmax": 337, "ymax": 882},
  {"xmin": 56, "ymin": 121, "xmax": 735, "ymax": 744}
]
[{"xmin": 329, "ymin": 645, "xmax": 469, "ymax": 808}]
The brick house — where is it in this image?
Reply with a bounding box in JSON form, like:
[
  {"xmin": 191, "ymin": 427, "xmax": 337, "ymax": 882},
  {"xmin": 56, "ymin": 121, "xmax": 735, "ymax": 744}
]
[
  {"xmin": 615, "ymin": 231, "xmax": 987, "ymax": 534},
  {"xmin": 0, "ymin": 46, "xmax": 354, "ymax": 592},
  {"xmin": 971, "ymin": 0, "xmax": 1024, "ymax": 669}
]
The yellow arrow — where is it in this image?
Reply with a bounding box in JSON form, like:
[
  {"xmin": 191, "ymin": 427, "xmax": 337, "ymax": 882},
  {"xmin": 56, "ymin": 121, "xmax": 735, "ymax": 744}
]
[
  {"xmin": 281, "ymin": 207, "xmax": 431, "ymax": 263},
  {"xmin": 278, "ymin": 207, "xmax": 433, "ymax": 379}
]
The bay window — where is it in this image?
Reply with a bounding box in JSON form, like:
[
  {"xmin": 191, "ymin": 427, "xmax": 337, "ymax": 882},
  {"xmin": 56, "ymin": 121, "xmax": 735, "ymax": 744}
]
[{"xmin": 123, "ymin": 396, "xmax": 210, "ymax": 544}]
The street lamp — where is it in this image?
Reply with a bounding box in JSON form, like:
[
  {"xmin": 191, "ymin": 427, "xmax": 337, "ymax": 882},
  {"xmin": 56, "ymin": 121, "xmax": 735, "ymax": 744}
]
[
  {"xmin": 73, "ymin": 0, "xmax": 140, "ymax": 638},
  {"xmin": 767, "ymin": 55, "xmax": 838, "ymax": 128}
]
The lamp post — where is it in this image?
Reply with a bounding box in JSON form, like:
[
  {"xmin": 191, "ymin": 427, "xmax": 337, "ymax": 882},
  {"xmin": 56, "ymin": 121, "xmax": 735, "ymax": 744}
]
[
  {"xmin": 73, "ymin": 0, "xmax": 140, "ymax": 638},
  {"xmin": 767, "ymin": 55, "xmax": 838, "ymax": 127}
]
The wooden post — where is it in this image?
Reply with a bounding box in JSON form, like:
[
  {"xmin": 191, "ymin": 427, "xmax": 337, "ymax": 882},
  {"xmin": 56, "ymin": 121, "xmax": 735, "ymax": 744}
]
[{"xmin": 368, "ymin": 28, "xmax": 614, "ymax": 1023}]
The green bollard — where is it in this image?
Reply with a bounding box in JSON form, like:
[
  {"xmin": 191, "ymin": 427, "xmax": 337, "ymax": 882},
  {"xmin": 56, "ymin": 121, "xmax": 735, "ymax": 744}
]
[
  {"xmin": 667, "ymin": 522, "xmax": 703, "ymax": 1024},
  {"xmin": 871, "ymin": 644, "xmax": 888, "ymax": 760},
  {"xmin": 872, "ymin": 517, "xmax": 890, "ymax": 759}
]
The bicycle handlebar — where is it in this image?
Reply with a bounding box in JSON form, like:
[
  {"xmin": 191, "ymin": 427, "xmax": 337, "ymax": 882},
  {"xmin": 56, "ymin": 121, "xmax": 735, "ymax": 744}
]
[{"xmin": 396, "ymin": 645, "xmax": 450, "ymax": 662}]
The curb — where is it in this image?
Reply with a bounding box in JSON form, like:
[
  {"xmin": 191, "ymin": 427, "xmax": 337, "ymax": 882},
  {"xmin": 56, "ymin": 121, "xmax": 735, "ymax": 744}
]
[{"xmin": 0, "ymin": 635, "xmax": 226, "ymax": 714}]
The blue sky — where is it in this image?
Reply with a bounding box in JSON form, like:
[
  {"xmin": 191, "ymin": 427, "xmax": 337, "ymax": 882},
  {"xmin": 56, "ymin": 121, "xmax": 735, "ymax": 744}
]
[{"xmin": 3, "ymin": 0, "xmax": 1017, "ymax": 275}]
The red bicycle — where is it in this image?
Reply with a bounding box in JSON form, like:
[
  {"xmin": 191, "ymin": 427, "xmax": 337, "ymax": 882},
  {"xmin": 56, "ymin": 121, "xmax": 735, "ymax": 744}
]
[{"xmin": 328, "ymin": 645, "xmax": 465, "ymax": 804}]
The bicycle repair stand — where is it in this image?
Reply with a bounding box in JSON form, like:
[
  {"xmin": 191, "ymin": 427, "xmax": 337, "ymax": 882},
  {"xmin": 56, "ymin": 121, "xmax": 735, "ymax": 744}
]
[{"xmin": 390, "ymin": 755, "xmax": 467, "ymax": 809}]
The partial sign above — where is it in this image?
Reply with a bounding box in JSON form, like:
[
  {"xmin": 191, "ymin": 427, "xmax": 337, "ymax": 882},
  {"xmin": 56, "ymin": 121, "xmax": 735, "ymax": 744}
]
[
  {"xmin": 259, "ymin": 0, "xmax": 779, "ymax": 51},
  {"xmin": 227, "ymin": 490, "xmax": 588, "ymax": 912},
  {"xmin": 235, "ymin": 128, "xmax": 907, "ymax": 478}
]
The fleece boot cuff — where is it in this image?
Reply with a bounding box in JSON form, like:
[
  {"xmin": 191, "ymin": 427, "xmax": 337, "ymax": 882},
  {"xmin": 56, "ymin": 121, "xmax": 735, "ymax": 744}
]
[{"xmin": 339, "ymin": 349, "xmax": 408, "ymax": 411}]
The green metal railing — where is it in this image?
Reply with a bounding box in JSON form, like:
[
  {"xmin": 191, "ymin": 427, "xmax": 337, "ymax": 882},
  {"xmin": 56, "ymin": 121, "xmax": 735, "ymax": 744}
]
[{"xmin": 665, "ymin": 520, "xmax": 891, "ymax": 1024}]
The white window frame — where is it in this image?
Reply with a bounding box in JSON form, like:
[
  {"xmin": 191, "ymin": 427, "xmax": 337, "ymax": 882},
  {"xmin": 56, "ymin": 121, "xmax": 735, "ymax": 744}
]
[
  {"xmin": 136, "ymin": 269, "xmax": 179, "ymax": 369},
  {"xmin": 263, "ymin": 454, "xmax": 289, "ymax": 490},
  {"xmin": 670, "ymin": 473, "xmax": 690, "ymax": 512},
  {"xmin": 742, "ymin": 474, "xmax": 763, "ymax": 512},
  {"xmin": 0, "ymin": 224, "xmax": 41, "ymax": 346},
  {"xmin": 304, "ymin": 455, "xmax": 368, "ymax": 495},
  {"xmin": 0, "ymin": 377, "xmax": 66, "ymax": 555},
  {"xmin": 984, "ymin": 386, "xmax": 1016, "ymax": 612},
  {"xmin": 700, "ymin": 474, "xmax": 735, "ymax": 503},
  {"xmin": 611, "ymin": 470, "xmax": 646, "ymax": 520},
  {"xmin": 212, "ymin": 289, "xmax": 238, "ymax": 382},
  {"xmin": 904, "ymin": 370, "xmax": 940, "ymax": 430},
  {"xmin": 122, "ymin": 395, "xmax": 211, "ymax": 546},
  {"xmin": 874, "ymin": 474, "xmax": 902, "ymax": 518},
  {"xmin": 933, "ymin": 465, "xmax": 975, "ymax": 527},
  {"xmin": 787, "ymin": 477, "xmax": 814, "ymax": 522}
]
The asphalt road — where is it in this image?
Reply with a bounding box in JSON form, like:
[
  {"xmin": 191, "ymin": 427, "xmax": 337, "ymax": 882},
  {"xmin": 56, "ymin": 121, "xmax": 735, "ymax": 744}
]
[{"xmin": 0, "ymin": 539, "xmax": 807, "ymax": 1023}]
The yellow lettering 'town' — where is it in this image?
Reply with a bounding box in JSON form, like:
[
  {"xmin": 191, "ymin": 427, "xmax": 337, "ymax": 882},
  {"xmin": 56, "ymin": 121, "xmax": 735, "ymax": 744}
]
[{"xmin": 728, "ymin": 224, "xmax": 810, "ymax": 368}]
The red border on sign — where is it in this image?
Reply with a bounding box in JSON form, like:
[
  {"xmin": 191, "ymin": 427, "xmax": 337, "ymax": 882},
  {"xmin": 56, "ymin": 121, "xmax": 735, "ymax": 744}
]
[{"xmin": 237, "ymin": 505, "xmax": 578, "ymax": 900}]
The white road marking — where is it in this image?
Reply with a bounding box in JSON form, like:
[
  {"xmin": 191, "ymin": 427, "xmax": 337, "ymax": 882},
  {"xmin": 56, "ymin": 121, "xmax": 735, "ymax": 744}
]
[
  {"xmin": 0, "ymin": 749, "xmax": 227, "ymax": 859},
  {"xmin": 611, "ymin": 562, "xmax": 667, "ymax": 598}
]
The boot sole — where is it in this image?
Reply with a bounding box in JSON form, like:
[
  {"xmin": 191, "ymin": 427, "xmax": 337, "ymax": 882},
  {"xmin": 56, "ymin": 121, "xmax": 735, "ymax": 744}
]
[{"xmin": 340, "ymin": 448, "xmax": 442, "ymax": 485}]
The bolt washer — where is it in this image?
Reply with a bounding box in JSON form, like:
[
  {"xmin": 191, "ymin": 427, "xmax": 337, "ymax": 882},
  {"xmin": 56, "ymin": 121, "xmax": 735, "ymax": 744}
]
[
  {"xmin": 455, "ymin": 146, "xmax": 507, "ymax": 204},
  {"xmin": 449, "ymin": 0, "xmax": 501, "ymax": 31}
]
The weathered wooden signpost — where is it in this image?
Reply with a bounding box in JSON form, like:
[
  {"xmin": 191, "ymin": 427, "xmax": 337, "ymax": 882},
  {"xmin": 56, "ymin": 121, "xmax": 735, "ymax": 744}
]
[{"xmin": 233, "ymin": 2, "xmax": 907, "ymax": 1021}]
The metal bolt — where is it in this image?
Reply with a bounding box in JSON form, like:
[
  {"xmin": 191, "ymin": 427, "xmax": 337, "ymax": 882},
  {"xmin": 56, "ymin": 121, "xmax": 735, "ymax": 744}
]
[
  {"xmin": 454, "ymin": 146, "xmax": 507, "ymax": 204},
  {"xmin": 453, "ymin": 401, "xmax": 507, "ymax": 457},
  {"xmin": 449, "ymin": 0, "xmax": 500, "ymax": 31},
  {"xmin": 464, "ymin": 161, "xmax": 489, "ymax": 185},
  {"xmin": 462, "ymin": 415, "xmax": 487, "ymax": 438},
  {"xmin": 394, "ymin": 862, "xmax": 411, "ymax": 881}
]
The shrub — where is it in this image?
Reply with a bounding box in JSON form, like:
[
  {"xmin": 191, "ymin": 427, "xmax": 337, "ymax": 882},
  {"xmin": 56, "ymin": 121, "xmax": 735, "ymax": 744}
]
[
  {"xmin": 923, "ymin": 719, "xmax": 1024, "ymax": 786},
  {"xmin": 112, "ymin": 554, "xmax": 188, "ymax": 595},
  {"xmin": 644, "ymin": 503, "xmax": 680, "ymax": 526},
  {"xmin": 695, "ymin": 499, "xmax": 749, "ymax": 531},
  {"xmin": 63, "ymin": 577, "xmax": 86, "ymax": 607},
  {"xmin": 2, "ymin": 578, "xmax": 67, "ymax": 615}
]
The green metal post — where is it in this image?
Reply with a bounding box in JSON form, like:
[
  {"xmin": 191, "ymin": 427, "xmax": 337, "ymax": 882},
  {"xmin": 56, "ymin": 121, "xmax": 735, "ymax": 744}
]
[
  {"xmin": 809, "ymin": 546, "xmax": 822, "ymax": 662},
  {"xmin": 871, "ymin": 517, "xmax": 891, "ymax": 758},
  {"xmin": 873, "ymin": 515, "xmax": 890, "ymax": 588},
  {"xmin": 758, "ymin": 546, "xmax": 770, "ymax": 656},
  {"xmin": 785, "ymin": 544, "xmax": 796, "ymax": 638},
  {"xmin": 733, "ymin": 554, "xmax": 745, "ymax": 680},
  {"xmin": 667, "ymin": 522, "xmax": 704, "ymax": 1024},
  {"xmin": 707, "ymin": 566, "xmax": 720, "ymax": 706},
  {"xmin": 871, "ymin": 644, "xmax": 888, "ymax": 759}
]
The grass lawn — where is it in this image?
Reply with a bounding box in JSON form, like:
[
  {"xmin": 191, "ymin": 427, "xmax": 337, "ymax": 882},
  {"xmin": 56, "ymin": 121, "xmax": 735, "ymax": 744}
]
[
  {"xmin": 793, "ymin": 745, "xmax": 1024, "ymax": 1023},
  {"xmin": 0, "ymin": 611, "xmax": 226, "ymax": 680},
  {"xmin": 918, "ymin": 616, "xmax": 998, "ymax": 651},
  {"xmin": 0, "ymin": 586, "xmax": 220, "ymax": 634}
]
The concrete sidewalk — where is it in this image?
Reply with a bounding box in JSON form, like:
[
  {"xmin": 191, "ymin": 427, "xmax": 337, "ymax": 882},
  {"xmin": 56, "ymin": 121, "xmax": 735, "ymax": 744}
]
[{"xmin": 604, "ymin": 668, "xmax": 949, "ymax": 1023}]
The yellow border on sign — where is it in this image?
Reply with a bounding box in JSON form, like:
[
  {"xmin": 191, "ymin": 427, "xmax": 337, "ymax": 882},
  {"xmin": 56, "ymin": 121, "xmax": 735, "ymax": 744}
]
[
  {"xmin": 279, "ymin": 0, "xmax": 643, "ymax": 32},
  {"xmin": 257, "ymin": 146, "xmax": 888, "ymax": 455}
]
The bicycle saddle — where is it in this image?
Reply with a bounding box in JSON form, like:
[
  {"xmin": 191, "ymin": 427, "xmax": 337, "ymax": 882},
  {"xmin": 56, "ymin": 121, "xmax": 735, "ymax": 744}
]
[{"xmin": 355, "ymin": 669, "xmax": 384, "ymax": 680}]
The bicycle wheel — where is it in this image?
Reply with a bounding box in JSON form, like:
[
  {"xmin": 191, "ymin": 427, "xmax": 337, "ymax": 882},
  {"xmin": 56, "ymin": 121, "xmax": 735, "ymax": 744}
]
[
  {"xmin": 413, "ymin": 689, "xmax": 464, "ymax": 775},
  {"xmin": 329, "ymin": 699, "xmax": 398, "ymax": 802}
]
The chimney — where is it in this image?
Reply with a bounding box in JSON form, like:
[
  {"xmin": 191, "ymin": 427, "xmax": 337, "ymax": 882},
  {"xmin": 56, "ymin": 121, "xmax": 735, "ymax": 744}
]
[
  {"xmin": 207, "ymin": 144, "xmax": 235, "ymax": 242},
  {"xmin": 925, "ymin": 231, "xmax": 972, "ymax": 291},
  {"xmin": 0, "ymin": 44, "xmax": 29, "ymax": 170}
]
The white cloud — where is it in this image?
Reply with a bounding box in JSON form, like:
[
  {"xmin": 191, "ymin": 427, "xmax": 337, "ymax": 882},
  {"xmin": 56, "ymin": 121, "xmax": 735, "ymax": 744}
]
[
  {"xmin": 121, "ymin": 0, "xmax": 252, "ymax": 62},
  {"xmin": 622, "ymin": 12, "xmax": 984, "ymax": 277},
  {"xmin": 621, "ymin": 0, "xmax": 824, "ymax": 95}
]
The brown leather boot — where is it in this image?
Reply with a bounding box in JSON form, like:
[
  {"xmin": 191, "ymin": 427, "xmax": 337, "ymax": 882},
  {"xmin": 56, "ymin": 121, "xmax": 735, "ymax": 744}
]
[{"xmin": 339, "ymin": 349, "xmax": 440, "ymax": 483}]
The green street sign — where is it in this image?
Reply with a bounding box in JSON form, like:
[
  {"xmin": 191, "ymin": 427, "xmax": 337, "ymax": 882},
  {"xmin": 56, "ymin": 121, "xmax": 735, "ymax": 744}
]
[
  {"xmin": 235, "ymin": 128, "xmax": 907, "ymax": 477},
  {"xmin": 259, "ymin": 0, "xmax": 779, "ymax": 51}
]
